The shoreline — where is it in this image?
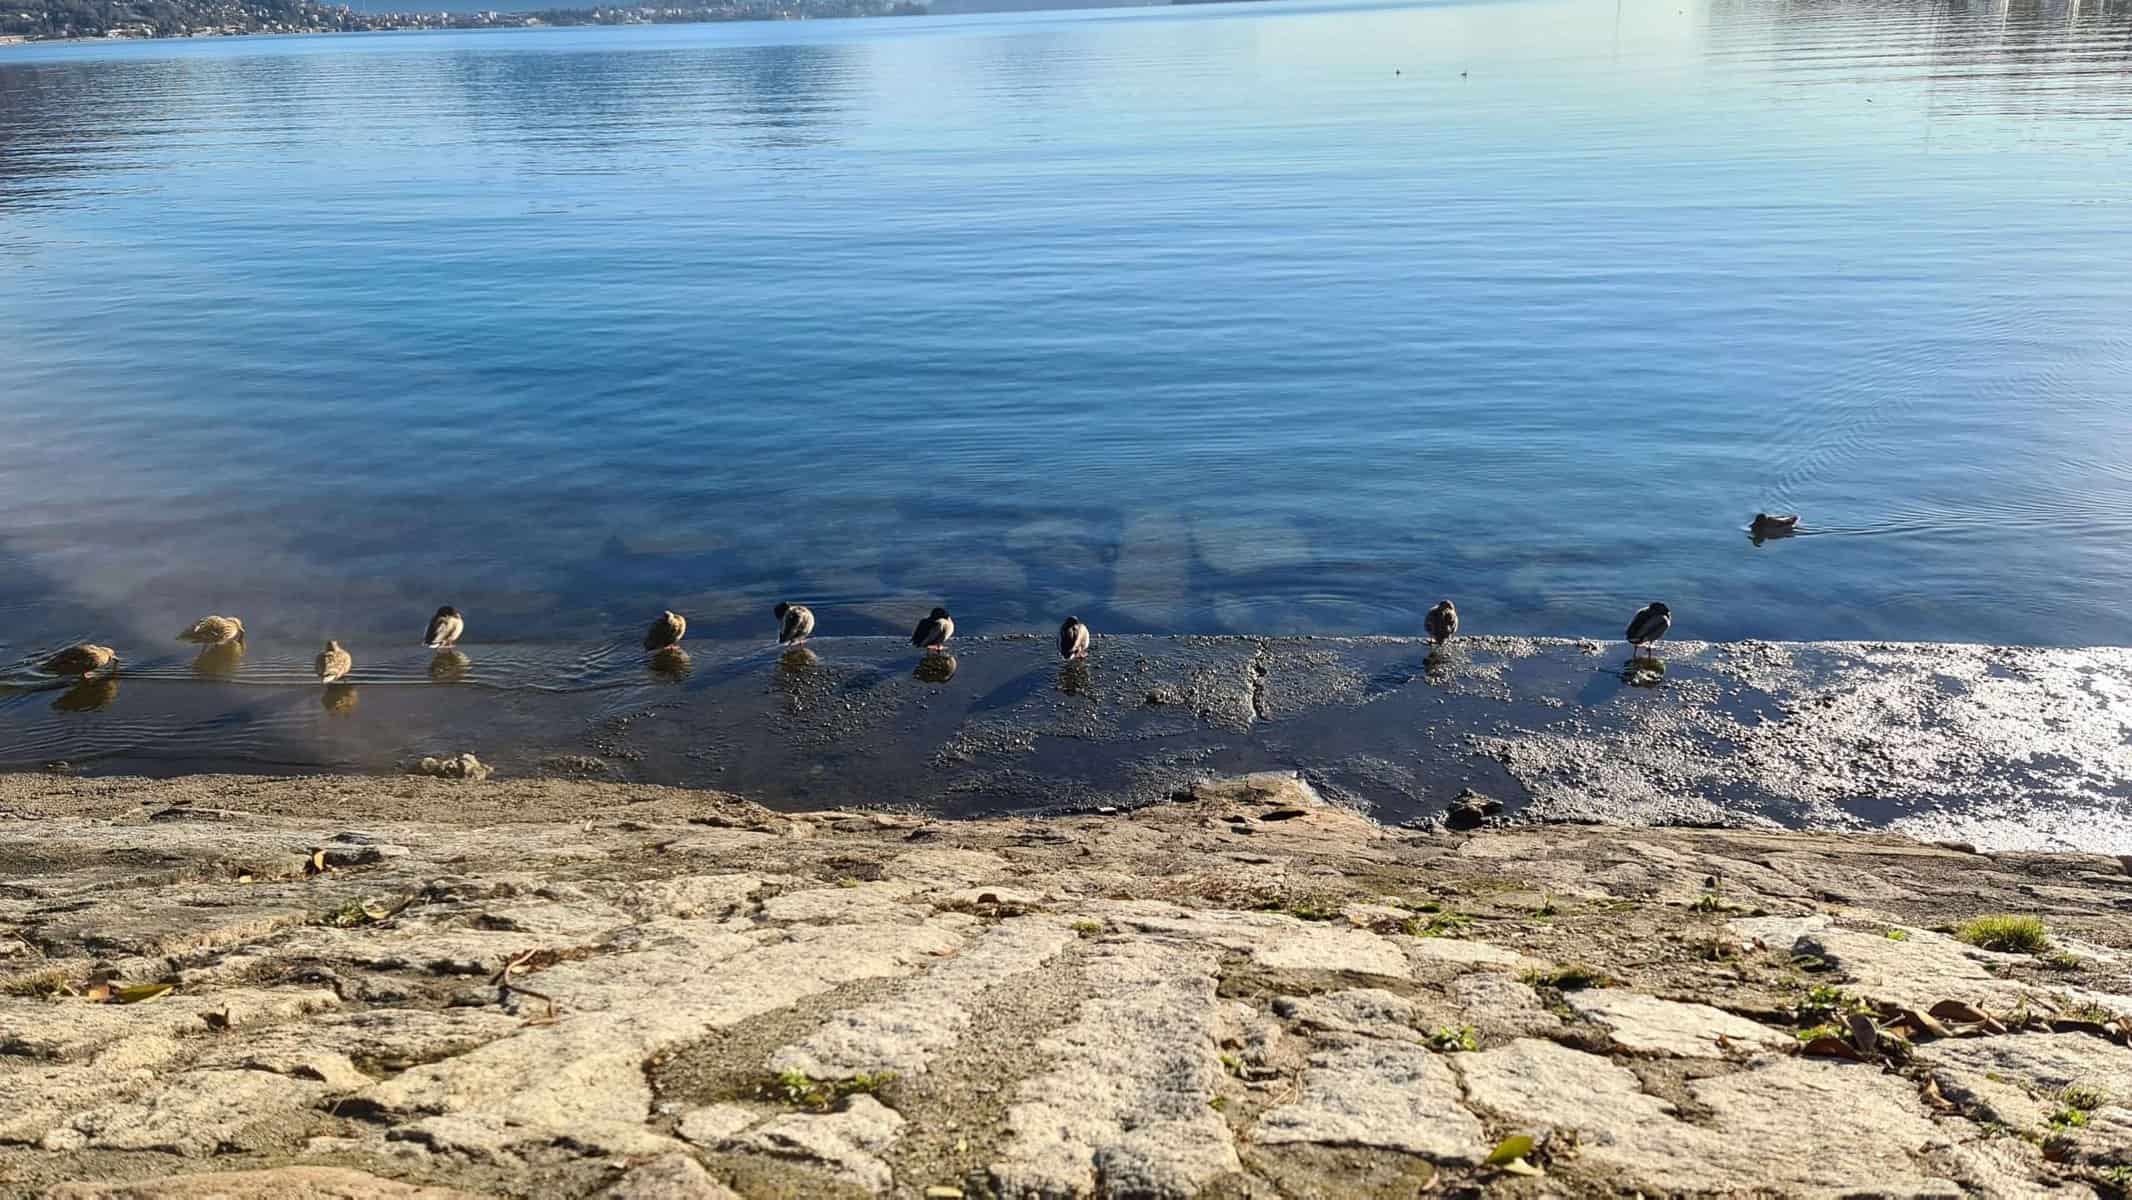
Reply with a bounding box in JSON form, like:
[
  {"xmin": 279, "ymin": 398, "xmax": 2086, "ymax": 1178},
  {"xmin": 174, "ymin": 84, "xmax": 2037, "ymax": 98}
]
[
  {"xmin": 4, "ymin": 771, "xmax": 2131, "ymax": 1197},
  {"xmin": 10, "ymin": 634, "xmax": 2132, "ymax": 854}
]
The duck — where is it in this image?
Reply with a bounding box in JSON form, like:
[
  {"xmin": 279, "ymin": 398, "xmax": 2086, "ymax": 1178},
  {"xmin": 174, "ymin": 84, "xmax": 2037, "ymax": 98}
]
[
  {"xmin": 1425, "ymin": 599, "xmax": 1459, "ymax": 646},
  {"xmin": 1059, "ymin": 616, "xmax": 1090, "ymax": 660},
  {"xmin": 423, "ymin": 606, "xmax": 465, "ymax": 649},
  {"xmin": 775, "ymin": 602, "xmax": 815, "ymax": 646},
  {"xmin": 177, "ymin": 615, "xmax": 245, "ymax": 645},
  {"xmin": 41, "ymin": 644, "xmax": 118, "ymax": 677},
  {"xmin": 1750, "ymin": 513, "xmax": 1800, "ymax": 539},
  {"xmin": 644, "ymin": 610, "xmax": 687, "ymax": 652},
  {"xmin": 911, "ymin": 607, "xmax": 954, "ymax": 652},
  {"xmin": 315, "ymin": 640, "xmax": 353, "ymax": 684},
  {"xmin": 1625, "ymin": 602, "xmax": 1672, "ymax": 655}
]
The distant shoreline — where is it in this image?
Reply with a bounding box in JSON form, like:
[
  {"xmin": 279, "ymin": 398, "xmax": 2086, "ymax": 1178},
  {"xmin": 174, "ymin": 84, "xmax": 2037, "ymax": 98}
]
[{"xmin": 1, "ymin": 0, "xmax": 927, "ymax": 47}]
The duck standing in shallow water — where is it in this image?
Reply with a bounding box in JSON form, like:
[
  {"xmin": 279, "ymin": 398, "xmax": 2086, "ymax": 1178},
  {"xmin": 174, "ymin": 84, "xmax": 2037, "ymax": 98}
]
[
  {"xmin": 1059, "ymin": 616, "xmax": 1090, "ymax": 660},
  {"xmin": 41, "ymin": 644, "xmax": 118, "ymax": 678},
  {"xmin": 1625, "ymin": 602, "xmax": 1672, "ymax": 656},
  {"xmin": 315, "ymin": 640, "xmax": 353, "ymax": 684},
  {"xmin": 911, "ymin": 607, "xmax": 954, "ymax": 652},
  {"xmin": 1425, "ymin": 600, "xmax": 1458, "ymax": 646},
  {"xmin": 644, "ymin": 610, "xmax": 687, "ymax": 652},
  {"xmin": 178, "ymin": 615, "xmax": 244, "ymax": 646},
  {"xmin": 423, "ymin": 606, "xmax": 465, "ymax": 649},
  {"xmin": 775, "ymin": 602, "xmax": 815, "ymax": 647}
]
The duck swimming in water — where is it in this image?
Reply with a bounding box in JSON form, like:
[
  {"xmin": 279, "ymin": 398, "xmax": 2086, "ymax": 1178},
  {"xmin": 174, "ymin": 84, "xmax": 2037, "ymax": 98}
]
[
  {"xmin": 178, "ymin": 616, "xmax": 244, "ymax": 646},
  {"xmin": 644, "ymin": 610, "xmax": 687, "ymax": 652},
  {"xmin": 911, "ymin": 607, "xmax": 954, "ymax": 652},
  {"xmin": 1625, "ymin": 602, "xmax": 1672, "ymax": 655},
  {"xmin": 41, "ymin": 644, "xmax": 118, "ymax": 678},
  {"xmin": 1425, "ymin": 600, "xmax": 1459, "ymax": 646},
  {"xmin": 775, "ymin": 602, "xmax": 815, "ymax": 646},
  {"xmin": 423, "ymin": 606, "xmax": 465, "ymax": 649},
  {"xmin": 1059, "ymin": 616, "xmax": 1090, "ymax": 660},
  {"xmin": 315, "ymin": 640, "xmax": 353, "ymax": 684},
  {"xmin": 1750, "ymin": 513, "xmax": 1799, "ymax": 539}
]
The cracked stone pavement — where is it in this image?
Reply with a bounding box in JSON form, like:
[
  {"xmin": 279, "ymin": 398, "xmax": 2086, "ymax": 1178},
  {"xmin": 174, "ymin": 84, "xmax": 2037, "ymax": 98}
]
[{"xmin": 4, "ymin": 771, "xmax": 2132, "ymax": 1198}]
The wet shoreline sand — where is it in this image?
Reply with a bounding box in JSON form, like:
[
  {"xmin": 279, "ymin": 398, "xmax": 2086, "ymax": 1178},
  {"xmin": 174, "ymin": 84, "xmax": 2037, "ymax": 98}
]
[{"xmin": 6, "ymin": 634, "xmax": 2131, "ymax": 853}]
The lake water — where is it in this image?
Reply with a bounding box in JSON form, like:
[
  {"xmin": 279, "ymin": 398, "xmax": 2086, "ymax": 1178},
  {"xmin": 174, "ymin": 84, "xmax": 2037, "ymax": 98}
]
[
  {"xmin": 5, "ymin": 0, "xmax": 2132, "ymax": 822},
  {"xmin": 4, "ymin": 0, "xmax": 2132, "ymax": 656}
]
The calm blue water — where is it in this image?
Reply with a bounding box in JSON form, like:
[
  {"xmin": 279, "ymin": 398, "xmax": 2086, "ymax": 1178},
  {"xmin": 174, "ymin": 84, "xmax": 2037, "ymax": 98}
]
[{"xmin": 4, "ymin": 0, "xmax": 2132, "ymax": 659}]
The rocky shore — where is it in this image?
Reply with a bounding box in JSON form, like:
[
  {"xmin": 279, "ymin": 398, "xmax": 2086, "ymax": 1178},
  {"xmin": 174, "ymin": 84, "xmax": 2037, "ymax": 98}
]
[{"xmin": 5, "ymin": 770, "xmax": 2132, "ymax": 1198}]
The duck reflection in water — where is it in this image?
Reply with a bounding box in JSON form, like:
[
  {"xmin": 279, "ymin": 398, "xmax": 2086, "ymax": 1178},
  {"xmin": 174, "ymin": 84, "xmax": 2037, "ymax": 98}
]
[
  {"xmin": 52, "ymin": 676, "xmax": 120, "ymax": 712},
  {"xmin": 779, "ymin": 646, "xmax": 820, "ymax": 674},
  {"xmin": 191, "ymin": 641, "xmax": 245, "ymax": 679},
  {"xmin": 913, "ymin": 653, "xmax": 958, "ymax": 684},
  {"xmin": 321, "ymin": 683, "xmax": 359, "ymax": 714},
  {"xmin": 648, "ymin": 646, "xmax": 692, "ymax": 682},
  {"xmin": 1623, "ymin": 657, "xmax": 1666, "ymax": 688},
  {"xmin": 1058, "ymin": 658, "xmax": 1091, "ymax": 697},
  {"xmin": 429, "ymin": 649, "xmax": 472, "ymax": 683}
]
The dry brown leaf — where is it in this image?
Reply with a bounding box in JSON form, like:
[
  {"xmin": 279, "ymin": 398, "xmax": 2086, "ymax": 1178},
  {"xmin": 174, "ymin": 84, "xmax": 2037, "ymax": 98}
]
[
  {"xmin": 1800, "ymin": 1035, "xmax": 1863, "ymax": 1060},
  {"xmin": 111, "ymin": 983, "xmax": 174, "ymax": 1004}
]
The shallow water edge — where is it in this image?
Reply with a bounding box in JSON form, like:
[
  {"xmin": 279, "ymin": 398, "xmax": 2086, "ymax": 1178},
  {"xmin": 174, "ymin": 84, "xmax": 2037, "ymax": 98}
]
[{"xmin": 4, "ymin": 634, "xmax": 2128, "ymax": 853}]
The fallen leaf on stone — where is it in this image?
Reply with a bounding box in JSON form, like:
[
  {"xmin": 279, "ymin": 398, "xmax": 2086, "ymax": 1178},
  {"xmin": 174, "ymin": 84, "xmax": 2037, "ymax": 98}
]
[
  {"xmin": 924, "ymin": 1188, "xmax": 964, "ymax": 1199},
  {"xmin": 108, "ymin": 983, "xmax": 174, "ymax": 1004},
  {"xmin": 1800, "ymin": 1035, "xmax": 1863, "ymax": 1060},
  {"xmin": 1928, "ymin": 1000, "xmax": 1991, "ymax": 1026},
  {"xmin": 1486, "ymin": 1135, "xmax": 1535, "ymax": 1166},
  {"xmin": 202, "ymin": 1008, "xmax": 232, "ymax": 1031},
  {"xmin": 1896, "ymin": 1007, "xmax": 1950, "ymax": 1039},
  {"xmin": 307, "ymin": 849, "xmax": 329, "ymax": 875},
  {"xmin": 81, "ymin": 982, "xmax": 110, "ymax": 1003},
  {"xmin": 1499, "ymin": 1158, "xmax": 1544, "ymax": 1177}
]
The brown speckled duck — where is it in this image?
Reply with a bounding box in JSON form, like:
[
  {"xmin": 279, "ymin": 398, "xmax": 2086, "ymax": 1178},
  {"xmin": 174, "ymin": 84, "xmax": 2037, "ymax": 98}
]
[
  {"xmin": 41, "ymin": 644, "xmax": 118, "ymax": 677},
  {"xmin": 178, "ymin": 615, "xmax": 245, "ymax": 645},
  {"xmin": 314, "ymin": 640, "xmax": 353, "ymax": 684},
  {"xmin": 1425, "ymin": 600, "xmax": 1459, "ymax": 646},
  {"xmin": 644, "ymin": 610, "xmax": 687, "ymax": 652},
  {"xmin": 775, "ymin": 602, "xmax": 815, "ymax": 646}
]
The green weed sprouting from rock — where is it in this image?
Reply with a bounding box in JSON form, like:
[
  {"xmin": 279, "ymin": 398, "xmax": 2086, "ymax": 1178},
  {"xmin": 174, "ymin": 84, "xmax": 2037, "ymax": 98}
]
[
  {"xmin": 762, "ymin": 1069, "xmax": 896, "ymax": 1110},
  {"xmin": 2050, "ymin": 1106, "xmax": 2091, "ymax": 1131},
  {"xmin": 1795, "ymin": 1022, "xmax": 1847, "ymax": 1043},
  {"xmin": 2062, "ymin": 1085, "xmax": 2109, "ymax": 1112},
  {"xmin": 1427, "ymin": 1025, "xmax": 1479, "ymax": 1053},
  {"xmin": 1071, "ymin": 919, "xmax": 1104, "ymax": 936},
  {"xmin": 1406, "ymin": 911, "xmax": 1476, "ymax": 939},
  {"xmin": 1955, "ymin": 914, "xmax": 2052, "ymax": 954},
  {"xmin": 1690, "ymin": 891, "xmax": 1727, "ymax": 914},
  {"xmin": 1521, "ymin": 963, "xmax": 1610, "ymax": 991},
  {"xmin": 1795, "ymin": 983, "xmax": 1865, "ymax": 1024},
  {"xmin": 324, "ymin": 900, "xmax": 382, "ymax": 928},
  {"xmin": 2042, "ymin": 950, "xmax": 2085, "ymax": 972},
  {"xmin": 1884, "ymin": 928, "xmax": 1911, "ymax": 941}
]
